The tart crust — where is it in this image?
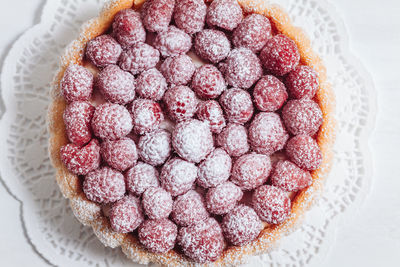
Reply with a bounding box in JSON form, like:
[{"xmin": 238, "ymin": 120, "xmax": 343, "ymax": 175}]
[{"xmin": 48, "ymin": 0, "xmax": 336, "ymax": 266}]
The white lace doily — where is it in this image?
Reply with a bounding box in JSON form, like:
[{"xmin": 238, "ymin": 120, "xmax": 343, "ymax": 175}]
[{"xmin": 0, "ymin": 0, "xmax": 376, "ymax": 266}]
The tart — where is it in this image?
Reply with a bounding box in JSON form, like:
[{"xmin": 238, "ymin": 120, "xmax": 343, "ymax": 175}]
[{"xmin": 48, "ymin": 0, "xmax": 336, "ymax": 265}]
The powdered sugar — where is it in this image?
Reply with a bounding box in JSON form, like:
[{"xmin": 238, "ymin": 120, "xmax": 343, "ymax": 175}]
[
  {"xmin": 206, "ymin": 0, "xmax": 243, "ymax": 31},
  {"xmin": 131, "ymin": 99, "xmax": 164, "ymax": 135},
  {"xmin": 125, "ymin": 161, "xmax": 160, "ymax": 195},
  {"xmin": 171, "ymin": 190, "xmax": 209, "ymax": 226},
  {"xmin": 138, "ymin": 129, "xmax": 172, "ymax": 166},
  {"xmin": 136, "ymin": 68, "xmax": 167, "ymax": 101},
  {"xmin": 154, "ymin": 26, "xmax": 192, "ymax": 57},
  {"xmin": 194, "ymin": 29, "xmax": 231, "ymax": 63},
  {"xmin": 174, "ymin": 0, "xmax": 207, "ymax": 34},
  {"xmin": 206, "ymin": 181, "xmax": 243, "ymax": 215},
  {"xmin": 217, "ymin": 123, "xmax": 249, "ymax": 157},
  {"xmin": 109, "ymin": 195, "xmax": 144, "ymax": 233},
  {"xmin": 197, "ymin": 148, "xmax": 232, "ymax": 188},
  {"xmin": 60, "ymin": 64, "xmax": 93, "ymax": 103},
  {"xmin": 142, "ymin": 187, "xmax": 173, "ymax": 220}
]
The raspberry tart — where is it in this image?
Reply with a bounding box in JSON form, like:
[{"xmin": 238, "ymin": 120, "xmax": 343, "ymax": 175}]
[{"xmin": 48, "ymin": 0, "xmax": 335, "ymax": 265}]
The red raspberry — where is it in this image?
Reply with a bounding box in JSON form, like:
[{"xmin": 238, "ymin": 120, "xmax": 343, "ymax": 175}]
[
  {"xmin": 270, "ymin": 160, "xmax": 312, "ymax": 192},
  {"xmin": 138, "ymin": 219, "xmax": 178, "ymax": 253},
  {"xmin": 163, "ymin": 85, "xmax": 198, "ymax": 122},
  {"xmin": 286, "ymin": 135, "xmax": 322, "ymax": 171},
  {"xmin": 260, "ymin": 34, "xmax": 300, "ymax": 76},
  {"xmin": 285, "ymin": 65, "xmax": 319, "ymax": 99},
  {"xmin": 96, "ymin": 65, "xmax": 136, "ymax": 105},
  {"xmin": 160, "ymin": 55, "xmax": 196, "ymax": 86},
  {"xmin": 136, "ymin": 68, "xmax": 167, "ymax": 101},
  {"xmin": 131, "ymin": 99, "xmax": 164, "ymax": 135},
  {"xmin": 91, "ymin": 103, "xmax": 133, "ymax": 140},
  {"xmin": 118, "ymin": 43, "xmax": 160, "ymax": 75},
  {"xmin": 222, "ymin": 205, "xmax": 262, "ymax": 246},
  {"xmin": 252, "ymin": 185, "xmax": 291, "ymax": 224},
  {"xmin": 253, "ymin": 75, "xmax": 288, "ymax": 112},
  {"xmin": 112, "ymin": 9, "xmax": 146, "ymax": 48},
  {"xmin": 231, "ymin": 153, "xmax": 272, "ymax": 191},
  {"xmin": 60, "ymin": 139, "xmax": 100, "ymax": 175},
  {"xmin": 171, "ymin": 190, "xmax": 209, "ymax": 227},
  {"xmin": 63, "ymin": 101, "xmax": 94, "ymax": 146},
  {"xmin": 141, "ymin": 0, "xmax": 175, "ymax": 33},
  {"xmin": 206, "ymin": 181, "xmax": 243, "ymax": 215},
  {"xmin": 220, "ymin": 88, "xmax": 254, "ymax": 124},
  {"xmin": 174, "ymin": 0, "xmax": 207, "ymax": 34},
  {"xmin": 197, "ymin": 148, "xmax": 232, "ymax": 188},
  {"xmin": 138, "ymin": 129, "xmax": 172, "ymax": 166},
  {"xmin": 248, "ymin": 112, "xmax": 289, "ymax": 155},
  {"xmin": 109, "ymin": 195, "xmax": 144, "ymax": 233},
  {"xmin": 178, "ymin": 217, "xmax": 225, "ymax": 263},
  {"xmin": 83, "ymin": 167, "xmax": 126, "ymax": 203},
  {"xmin": 160, "ymin": 157, "xmax": 198, "ymax": 197},
  {"xmin": 194, "ymin": 29, "xmax": 231, "ymax": 63},
  {"xmin": 154, "ymin": 26, "xmax": 192, "ymax": 57},
  {"xmin": 85, "ymin": 35, "xmax": 122, "ymax": 68},
  {"xmin": 126, "ymin": 161, "xmax": 159, "ymax": 195},
  {"xmin": 196, "ymin": 100, "xmax": 226, "ymax": 134},
  {"xmin": 142, "ymin": 187, "xmax": 173, "ymax": 220},
  {"xmin": 100, "ymin": 138, "xmax": 138, "ymax": 171},
  {"xmin": 217, "ymin": 123, "xmax": 249, "ymax": 157},
  {"xmin": 60, "ymin": 64, "xmax": 93, "ymax": 103},
  {"xmin": 192, "ymin": 64, "xmax": 226, "ymax": 99},
  {"xmin": 206, "ymin": 0, "xmax": 243, "ymax": 31}
]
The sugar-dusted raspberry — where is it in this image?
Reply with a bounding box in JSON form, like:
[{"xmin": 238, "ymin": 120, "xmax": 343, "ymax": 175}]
[
  {"xmin": 206, "ymin": 181, "xmax": 243, "ymax": 215},
  {"xmin": 96, "ymin": 65, "xmax": 136, "ymax": 105},
  {"xmin": 83, "ymin": 167, "xmax": 125, "ymax": 203},
  {"xmin": 222, "ymin": 205, "xmax": 262, "ymax": 246},
  {"xmin": 194, "ymin": 29, "xmax": 230, "ymax": 63},
  {"xmin": 119, "ymin": 43, "xmax": 160, "ymax": 75},
  {"xmin": 192, "ymin": 64, "xmax": 226, "ymax": 99},
  {"xmin": 112, "ymin": 9, "xmax": 146, "ymax": 48},
  {"xmin": 270, "ymin": 160, "xmax": 312, "ymax": 192},
  {"xmin": 198, "ymin": 148, "xmax": 231, "ymax": 188},
  {"xmin": 260, "ymin": 34, "xmax": 300, "ymax": 76},
  {"xmin": 172, "ymin": 119, "xmax": 214, "ymax": 163},
  {"xmin": 160, "ymin": 157, "xmax": 198, "ymax": 197},
  {"xmin": 233, "ymin": 14, "xmax": 272, "ymax": 53},
  {"xmin": 91, "ymin": 103, "xmax": 133, "ymax": 140},
  {"xmin": 131, "ymin": 99, "xmax": 164, "ymax": 135},
  {"xmin": 100, "ymin": 138, "xmax": 138, "ymax": 171},
  {"xmin": 178, "ymin": 217, "xmax": 225, "ymax": 263},
  {"xmin": 160, "ymin": 55, "xmax": 196, "ymax": 86},
  {"xmin": 171, "ymin": 190, "xmax": 209, "ymax": 227},
  {"xmin": 138, "ymin": 219, "xmax": 178, "ymax": 253},
  {"xmin": 141, "ymin": 0, "xmax": 175, "ymax": 33},
  {"xmin": 85, "ymin": 35, "xmax": 122, "ymax": 68},
  {"xmin": 60, "ymin": 139, "xmax": 100, "ymax": 175},
  {"xmin": 109, "ymin": 195, "xmax": 144, "ymax": 233},
  {"xmin": 154, "ymin": 26, "xmax": 192, "ymax": 57},
  {"xmin": 286, "ymin": 135, "xmax": 322, "ymax": 171},
  {"xmin": 285, "ymin": 65, "xmax": 319, "ymax": 99},
  {"xmin": 252, "ymin": 185, "xmax": 291, "ymax": 224},
  {"xmin": 60, "ymin": 64, "xmax": 93, "ymax": 103},
  {"xmin": 126, "ymin": 161, "xmax": 159, "ymax": 195},
  {"xmin": 136, "ymin": 68, "xmax": 167, "ymax": 101},
  {"xmin": 163, "ymin": 85, "xmax": 198, "ymax": 121},
  {"xmin": 63, "ymin": 101, "xmax": 94, "ymax": 146},
  {"xmin": 174, "ymin": 0, "xmax": 207, "ymax": 34},
  {"xmin": 253, "ymin": 75, "xmax": 288, "ymax": 112},
  {"xmin": 196, "ymin": 100, "xmax": 226, "ymax": 134},
  {"xmin": 142, "ymin": 187, "xmax": 173, "ymax": 220},
  {"xmin": 217, "ymin": 123, "xmax": 249, "ymax": 157},
  {"xmin": 206, "ymin": 0, "xmax": 243, "ymax": 31},
  {"xmin": 220, "ymin": 88, "xmax": 254, "ymax": 124},
  {"xmin": 249, "ymin": 112, "xmax": 289, "ymax": 155},
  {"xmin": 138, "ymin": 129, "xmax": 172, "ymax": 166}
]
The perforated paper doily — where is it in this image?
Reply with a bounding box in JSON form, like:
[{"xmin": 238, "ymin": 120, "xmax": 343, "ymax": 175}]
[{"xmin": 0, "ymin": 0, "xmax": 376, "ymax": 266}]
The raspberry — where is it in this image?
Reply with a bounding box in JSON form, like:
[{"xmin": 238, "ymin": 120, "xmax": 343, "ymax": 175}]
[
  {"xmin": 248, "ymin": 112, "xmax": 289, "ymax": 155},
  {"xmin": 136, "ymin": 68, "xmax": 167, "ymax": 101},
  {"xmin": 206, "ymin": 181, "xmax": 243, "ymax": 215},
  {"xmin": 178, "ymin": 217, "xmax": 225, "ymax": 263},
  {"xmin": 231, "ymin": 153, "xmax": 272, "ymax": 191},
  {"xmin": 282, "ymin": 99, "xmax": 323, "ymax": 136},
  {"xmin": 163, "ymin": 85, "xmax": 198, "ymax": 122},
  {"xmin": 141, "ymin": 0, "xmax": 175, "ymax": 33},
  {"xmin": 131, "ymin": 99, "xmax": 164, "ymax": 135},
  {"xmin": 100, "ymin": 138, "xmax": 138, "ymax": 171},
  {"xmin": 83, "ymin": 167, "xmax": 125, "ymax": 203},
  {"xmin": 174, "ymin": 0, "xmax": 207, "ymax": 34},
  {"xmin": 196, "ymin": 100, "xmax": 226, "ymax": 134},
  {"xmin": 206, "ymin": 0, "xmax": 243, "ymax": 31},
  {"xmin": 171, "ymin": 190, "xmax": 209, "ymax": 227},
  {"xmin": 109, "ymin": 195, "xmax": 144, "ymax": 233},
  {"xmin": 270, "ymin": 160, "xmax": 312, "ymax": 192},
  {"xmin": 138, "ymin": 219, "xmax": 178, "ymax": 253},
  {"xmin": 285, "ymin": 65, "xmax": 319, "ymax": 99},
  {"xmin": 142, "ymin": 187, "xmax": 173, "ymax": 220},
  {"xmin": 222, "ymin": 205, "xmax": 262, "ymax": 246},
  {"xmin": 260, "ymin": 34, "xmax": 300, "ymax": 76},
  {"xmin": 192, "ymin": 64, "xmax": 226, "ymax": 99},
  {"xmin": 160, "ymin": 55, "xmax": 196, "ymax": 86},
  {"xmin": 286, "ymin": 135, "xmax": 322, "ymax": 171},
  {"xmin": 160, "ymin": 157, "xmax": 198, "ymax": 197},
  {"xmin": 138, "ymin": 129, "xmax": 172, "ymax": 166},
  {"xmin": 63, "ymin": 101, "xmax": 94, "ymax": 146},
  {"xmin": 60, "ymin": 64, "xmax": 93, "ymax": 103},
  {"xmin": 217, "ymin": 123, "xmax": 249, "ymax": 157},
  {"xmin": 197, "ymin": 148, "xmax": 232, "ymax": 188},
  {"xmin": 126, "ymin": 161, "xmax": 159, "ymax": 195},
  {"xmin": 220, "ymin": 88, "xmax": 254, "ymax": 124},
  {"xmin": 112, "ymin": 9, "xmax": 146, "ymax": 48},
  {"xmin": 60, "ymin": 139, "xmax": 100, "ymax": 175},
  {"xmin": 85, "ymin": 35, "xmax": 122, "ymax": 68},
  {"xmin": 96, "ymin": 65, "xmax": 136, "ymax": 105},
  {"xmin": 154, "ymin": 26, "xmax": 192, "ymax": 57},
  {"xmin": 172, "ymin": 119, "xmax": 214, "ymax": 163},
  {"xmin": 253, "ymin": 75, "xmax": 288, "ymax": 112},
  {"xmin": 232, "ymin": 14, "xmax": 272, "ymax": 53},
  {"xmin": 252, "ymin": 185, "xmax": 291, "ymax": 224},
  {"xmin": 91, "ymin": 103, "xmax": 133, "ymax": 140},
  {"xmin": 118, "ymin": 43, "xmax": 160, "ymax": 75},
  {"xmin": 194, "ymin": 29, "xmax": 230, "ymax": 63}
]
